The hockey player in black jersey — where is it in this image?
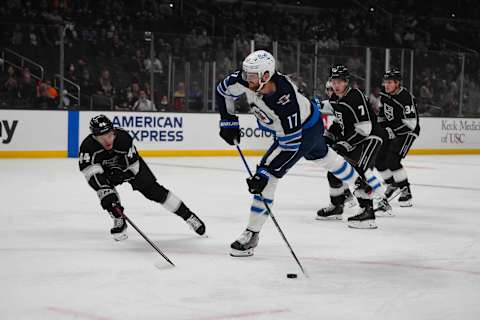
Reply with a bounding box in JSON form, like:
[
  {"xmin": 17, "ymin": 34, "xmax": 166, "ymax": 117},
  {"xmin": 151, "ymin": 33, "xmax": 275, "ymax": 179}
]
[
  {"xmin": 317, "ymin": 65, "xmax": 392, "ymax": 228},
  {"xmin": 376, "ymin": 68, "xmax": 420, "ymax": 207},
  {"xmin": 78, "ymin": 115, "xmax": 205, "ymax": 241},
  {"xmin": 217, "ymin": 50, "xmax": 373, "ymax": 256}
]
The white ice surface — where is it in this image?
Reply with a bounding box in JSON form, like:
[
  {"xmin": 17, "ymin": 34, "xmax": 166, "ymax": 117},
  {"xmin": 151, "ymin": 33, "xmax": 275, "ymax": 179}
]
[{"xmin": 1, "ymin": 155, "xmax": 479, "ymax": 320}]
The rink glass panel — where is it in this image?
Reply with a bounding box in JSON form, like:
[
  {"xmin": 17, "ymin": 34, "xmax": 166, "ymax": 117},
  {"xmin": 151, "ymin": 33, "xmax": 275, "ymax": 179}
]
[{"xmin": 0, "ymin": 23, "xmax": 478, "ymax": 117}]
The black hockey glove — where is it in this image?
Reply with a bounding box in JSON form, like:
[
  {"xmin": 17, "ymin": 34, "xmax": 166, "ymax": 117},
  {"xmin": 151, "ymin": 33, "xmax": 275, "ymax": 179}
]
[
  {"xmin": 334, "ymin": 140, "xmax": 353, "ymax": 157},
  {"xmin": 323, "ymin": 130, "xmax": 336, "ymax": 146},
  {"xmin": 106, "ymin": 167, "xmax": 135, "ymax": 186},
  {"xmin": 98, "ymin": 189, "xmax": 124, "ymax": 218},
  {"xmin": 246, "ymin": 168, "xmax": 269, "ymax": 194},
  {"xmin": 219, "ymin": 116, "xmax": 240, "ymax": 146},
  {"xmin": 328, "ymin": 121, "xmax": 343, "ymax": 139}
]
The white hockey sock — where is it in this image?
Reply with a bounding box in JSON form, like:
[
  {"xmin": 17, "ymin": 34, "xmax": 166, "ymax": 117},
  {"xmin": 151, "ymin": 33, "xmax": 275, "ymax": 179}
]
[
  {"xmin": 246, "ymin": 177, "xmax": 278, "ymax": 232},
  {"xmin": 162, "ymin": 191, "xmax": 182, "ymax": 213},
  {"xmin": 378, "ymin": 169, "xmax": 393, "ymax": 183},
  {"xmin": 330, "ymin": 184, "xmax": 345, "ymax": 198},
  {"xmin": 314, "ymin": 148, "xmax": 359, "ymax": 187},
  {"xmin": 392, "ymin": 168, "xmax": 408, "ymax": 184},
  {"xmin": 365, "ymin": 168, "xmax": 386, "ymax": 198}
]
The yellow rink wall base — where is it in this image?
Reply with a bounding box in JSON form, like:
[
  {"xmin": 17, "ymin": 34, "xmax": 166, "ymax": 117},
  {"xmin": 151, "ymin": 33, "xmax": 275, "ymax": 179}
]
[
  {"xmin": 1, "ymin": 149, "xmax": 480, "ymax": 158},
  {"xmin": 0, "ymin": 151, "xmax": 68, "ymax": 158}
]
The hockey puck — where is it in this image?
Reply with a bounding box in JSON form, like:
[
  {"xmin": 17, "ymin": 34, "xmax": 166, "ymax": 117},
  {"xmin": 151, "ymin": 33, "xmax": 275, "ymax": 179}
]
[{"xmin": 286, "ymin": 273, "xmax": 297, "ymax": 279}]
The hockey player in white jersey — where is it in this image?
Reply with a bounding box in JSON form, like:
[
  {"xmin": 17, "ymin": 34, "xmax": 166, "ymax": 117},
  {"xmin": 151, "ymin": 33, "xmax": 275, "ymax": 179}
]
[{"xmin": 216, "ymin": 50, "xmax": 374, "ymax": 257}]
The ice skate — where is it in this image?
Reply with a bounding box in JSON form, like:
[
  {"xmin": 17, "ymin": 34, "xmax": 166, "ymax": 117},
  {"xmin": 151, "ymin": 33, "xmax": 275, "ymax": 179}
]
[
  {"xmin": 374, "ymin": 197, "xmax": 394, "ymax": 217},
  {"xmin": 316, "ymin": 203, "xmax": 344, "ymax": 220},
  {"xmin": 344, "ymin": 188, "xmax": 357, "ymax": 208},
  {"xmin": 111, "ymin": 217, "xmax": 128, "ymax": 241},
  {"xmin": 398, "ymin": 185, "xmax": 413, "ymax": 207},
  {"xmin": 347, "ymin": 205, "xmax": 377, "ymax": 229},
  {"xmin": 186, "ymin": 212, "xmax": 206, "ymax": 235},
  {"xmin": 230, "ymin": 229, "xmax": 259, "ymax": 257},
  {"xmin": 385, "ymin": 184, "xmax": 404, "ymax": 201}
]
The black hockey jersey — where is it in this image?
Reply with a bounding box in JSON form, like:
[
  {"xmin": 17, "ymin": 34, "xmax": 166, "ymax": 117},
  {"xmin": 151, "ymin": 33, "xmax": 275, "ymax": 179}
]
[
  {"xmin": 379, "ymin": 87, "xmax": 420, "ymax": 135},
  {"xmin": 78, "ymin": 129, "xmax": 140, "ymax": 191},
  {"xmin": 328, "ymin": 87, "xmax": 375, "ymax": 146}
]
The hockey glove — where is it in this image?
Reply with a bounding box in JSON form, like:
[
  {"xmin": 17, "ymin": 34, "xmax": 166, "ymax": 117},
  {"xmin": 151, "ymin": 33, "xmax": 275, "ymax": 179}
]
[
  {"xmin": 328, "ymin": 120, "xmax": 343, "ymax": 139},
  {"xmin": 334, "ymin": 140, "xmax": 354, "ymax": 157},
  {"xmin": 324, "ymin": 130, "xmax": 336, "ymax": 146},
  {"xmin": 246, "ymin": 168, "xmax": 269, "ymax": 194},
  {"xmin": 106, "ymin": 167, "xmax": 135, "ymax": 186},
  {"xmin": 219, "ymin": 117, "xmax": 240, "ymax": 145},
  {"xmin": 98, "ymin": 189, "xmax": 124, "ymax": 218},
  {"xmin": 385, "ymin": 127, "xmax": 396, "ymax": 140}
]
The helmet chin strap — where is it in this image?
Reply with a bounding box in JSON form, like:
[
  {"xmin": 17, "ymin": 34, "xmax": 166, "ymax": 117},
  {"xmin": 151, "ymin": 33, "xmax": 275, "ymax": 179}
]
[
  {"xmin": 256, "ymin": 80, "xmax": 267, "ymax": 92},
  {"xmin": 256, "ymin": 71, "xmax": 272, "ymax": 93}
]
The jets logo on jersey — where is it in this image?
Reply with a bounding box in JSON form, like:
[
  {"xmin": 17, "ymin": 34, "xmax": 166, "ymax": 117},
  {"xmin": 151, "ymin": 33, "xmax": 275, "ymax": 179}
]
[
  {"xmin": 384, "ymin": 103, "xmax": 394, "ymax": 121},
  {"xmin": 251, "ymin": 104, "xmax": 273, "ymax": 125},
  {"xmin": 277, "ymin": 94, "xmax": 291, "ymax": 106}
]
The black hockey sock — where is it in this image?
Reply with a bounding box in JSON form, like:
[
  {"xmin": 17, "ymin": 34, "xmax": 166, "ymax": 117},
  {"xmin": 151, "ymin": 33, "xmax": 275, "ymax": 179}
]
[
  {"xmin": 396, "ymin": 179, "xmax": 410, "ymax": 189},
  {"xmin": 175, "ymin": 202, "xmax": 192, "ymax": 220},
  {"xmin": 385, "ymin": 177, "xmax": 395, "ymax": 185}
]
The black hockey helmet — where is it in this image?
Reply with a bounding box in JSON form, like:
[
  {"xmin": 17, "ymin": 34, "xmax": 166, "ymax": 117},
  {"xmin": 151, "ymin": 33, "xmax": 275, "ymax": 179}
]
[
  {"xmin": 329, "ymin": 64, "xmax": 349, "ymax": 81},
  {"xmin": 384, "ymin": 68, "xmax": 402, "ymax": 81},
  {"xmin": 90, "ymin": 114, "xmax": 114, "ymax": 136}
]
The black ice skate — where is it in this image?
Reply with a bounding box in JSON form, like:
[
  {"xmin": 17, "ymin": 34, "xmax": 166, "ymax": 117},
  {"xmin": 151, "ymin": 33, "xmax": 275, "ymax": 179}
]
[
  {"xmin": 185, "ymin": 213, "xmax": 206, "ymax": 235},
  {"xmin": 230, "ymin": 229, "xmax": 259, "ymax": 257},
  {"xmin": 385, "ymin": 184, "xmax": 405, "ymax": 201},
  {"xmin": 316, "ymin": 203, "xmax": 344, "ymax": 220},
  {"xmin": 347, "ymin": 204, "xmax": 377, "ymax": 229},
  {"xmin": 398, "ymin": 185, "xmax": 413, "ymax": 207},
  {"xmin": 111, "ymin": 217, "xmax": 128, "ymax": 241},
  {"xmin": 374, "ymin": 197, "xmax": 394, "ymax": 217},
  {"xmin": 344, "ymin": 188, "xmax": 357, "ymax": 208}
]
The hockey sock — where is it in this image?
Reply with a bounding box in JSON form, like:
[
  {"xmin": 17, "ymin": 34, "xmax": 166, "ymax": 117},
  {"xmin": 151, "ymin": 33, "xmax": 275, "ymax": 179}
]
[
  {"xmin": 392, "ymin": 168, "xmax": 409, "ymax": 188},
  {"xmin": 365, "ymin": 168, "xmax": 386, "ymax": 198},
  {"xmin": 328, "ymin": 172, "xmax": 346, "ymax": 205},
  {"xmin": 378, "ymin": 169, "xmax": 393, "ymax": 184},
  {"xmin": 246, "ymin": 177, "xmax": 278, "ymax": 232},
  {"xmin": 315, "ymin": 149, "xmax": 359, "ymax": 187}
]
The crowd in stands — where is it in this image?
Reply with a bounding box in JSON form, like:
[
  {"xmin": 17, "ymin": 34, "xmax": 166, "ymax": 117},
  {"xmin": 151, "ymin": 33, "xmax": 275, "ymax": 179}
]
[{"xmin": 1, "ymin": 0, "xmax": 479, "ymax": 115}]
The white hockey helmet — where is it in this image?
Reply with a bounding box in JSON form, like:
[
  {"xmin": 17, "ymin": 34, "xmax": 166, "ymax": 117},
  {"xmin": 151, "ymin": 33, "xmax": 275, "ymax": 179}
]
[{"xmin": 242, "ymin": 50, "xmax": 275, "ymax": 92}]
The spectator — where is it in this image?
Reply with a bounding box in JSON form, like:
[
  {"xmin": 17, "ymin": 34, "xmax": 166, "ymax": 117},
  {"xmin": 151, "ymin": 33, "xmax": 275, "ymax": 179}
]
[
  {"xmin": 188, "ymin": 81, "xmax": 203, "ymax": 111},
  {"xmin": 254, "ymin": 26, "xmax": 272, "ymax": 50},
  {"xmin": 173, "ymin": 82, "xmax": 186, "ymax": 111},
  {"xmin": 129, "ymin": 49, "xmax": 145, "ymax": 74},
  {"xmin": 2, "ymin": 66, "xmax": 18, "ymax": 99},
  {"xmin": 11, "ymin": 24, "xmax": 23, "ymax": 47},
  {"xmin": 80, "ymin": 69, "xmax": 95, "ymax": 96},
  {"xmin": 144, "ymin": 54, "xmax": 163, "ymax": 74},
  {"xmin": 36, "ymin": 81, "xmax": 57, "ymax": 109},
  {"xmin": 66, "ymin": 63, "xmax": 78, "ymax": 82},
  {"xmin": 132, "ymin": 90, "xmax": 156, "ymax": 111},
  {"xmin": 126, "ymin": 82, "xmax": 141, "ymax": 108},
  {"xmin": 420, "ymin": 79, "xmax": 434, "ymax": 106},
  {"xmin": 96, "ymin": 69, "xmax": 115, "ymax": 97},
  {"xmin": 18, "ymin": 67, "xmax": 36, "ymax": 103}
]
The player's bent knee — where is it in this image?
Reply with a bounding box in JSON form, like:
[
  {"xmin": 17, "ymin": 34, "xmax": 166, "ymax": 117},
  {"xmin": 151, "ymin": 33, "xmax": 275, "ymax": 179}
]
[{"xmin": 141, "ymin": 182, "xmax": 169, "ymax": 203}]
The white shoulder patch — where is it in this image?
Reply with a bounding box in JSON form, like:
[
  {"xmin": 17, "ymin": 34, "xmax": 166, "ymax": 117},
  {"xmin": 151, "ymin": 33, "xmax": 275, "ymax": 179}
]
[{"xmin": 354, "ymin": 121, "xmax": 372, "ymax": 136}]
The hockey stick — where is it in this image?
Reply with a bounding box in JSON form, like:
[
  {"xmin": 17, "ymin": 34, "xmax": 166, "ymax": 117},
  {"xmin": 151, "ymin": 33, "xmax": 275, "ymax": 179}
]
[
  {"xmin": 121, "ymin": 212, "xmax": 175, "ymax": 267},
  {"xmin": 235, "ymin": 145, "xmax": 308, "ymax": 277},
  {"xmin": 387, "ymin": 186, "xmax": 407, "ymax": 202}
]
